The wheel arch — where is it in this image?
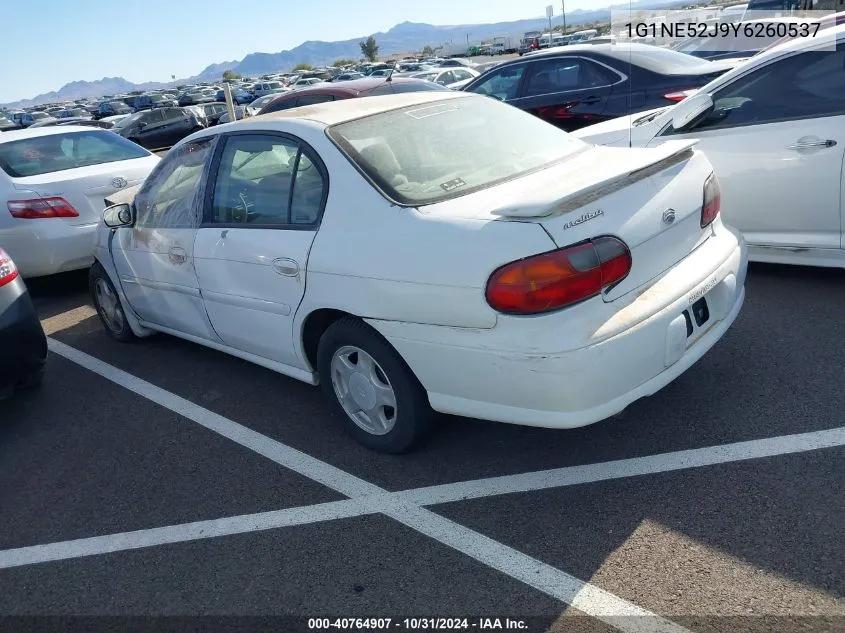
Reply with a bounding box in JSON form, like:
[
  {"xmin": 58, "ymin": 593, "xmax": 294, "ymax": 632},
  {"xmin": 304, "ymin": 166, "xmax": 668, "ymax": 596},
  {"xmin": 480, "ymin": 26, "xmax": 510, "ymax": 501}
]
[
  {"xmin": 298, "ymin": 308, "xmax": 421, "ymax": 386},
  {"xmin": 90, "ymin": 256, "xmax": 155, "ymax": 338}
]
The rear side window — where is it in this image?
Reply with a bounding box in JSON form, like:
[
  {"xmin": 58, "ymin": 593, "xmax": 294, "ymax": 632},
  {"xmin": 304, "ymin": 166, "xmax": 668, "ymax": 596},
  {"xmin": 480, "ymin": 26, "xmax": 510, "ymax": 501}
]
[
  {"xmin": 523, "ymin": 58, "xmax": 615, "ymax": 96},
  {"xmin": 0, "ymin": 131, "xmax": 150, "ymax": 177},
  {"xmin": 208, "ymin": 134, "xmax": 327, "ymax": 227},
  {"xmin": 260, "ymin": 97, "xmax": 298, "ymax": 114},
  {"xmin": 296, "ymin": 95, "xmax": 335, "ymax": 106},
  {"xmin": 365, "ymin": 82, "xmax": 450, "ymax": 96}
]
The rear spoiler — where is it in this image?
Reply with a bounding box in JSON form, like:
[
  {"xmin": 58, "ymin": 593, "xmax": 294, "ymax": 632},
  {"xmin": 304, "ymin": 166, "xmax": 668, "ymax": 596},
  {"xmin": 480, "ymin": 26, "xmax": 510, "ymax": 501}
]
[{"xmin": 492, "ymin": 139, "xmax": 698, "ymax": 219}]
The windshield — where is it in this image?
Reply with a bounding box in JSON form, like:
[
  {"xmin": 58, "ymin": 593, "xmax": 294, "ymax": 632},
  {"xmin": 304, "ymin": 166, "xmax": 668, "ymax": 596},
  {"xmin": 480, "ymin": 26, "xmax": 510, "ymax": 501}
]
[
  {"xmin": 413, "ymin": 72, "xmax": 438, "ymax": 81},
  {"xmin": 31, "ymin": 112, "xmax": 50, "ymax": 120},
  {"xmin": 328, "ymin": 95, "xmax": 588, "ymax": 205},
  {"xmin": 250, "ymin": 95, "xmax": 275, "ymax": 108},
  {"xmin": 609, "ymin": 46, "xmax": 715, "ymax": 72},
  {"xmin": 150, "ymin": 95, "xmax": 165, "ymax": 102},
  {"xmin": 0, "ymin": 130, "xmax": 150, "ymax": 177}
]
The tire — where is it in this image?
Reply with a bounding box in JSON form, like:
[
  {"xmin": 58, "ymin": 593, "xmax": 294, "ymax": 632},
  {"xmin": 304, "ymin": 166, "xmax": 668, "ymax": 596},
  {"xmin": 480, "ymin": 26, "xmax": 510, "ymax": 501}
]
[
  {"xmin": 317, "ymin": 317, "xmax": 433, "ymax": 454},
  {"xmin": 89, "ymin": 263, "xmax": 136, "ymax": 342}
]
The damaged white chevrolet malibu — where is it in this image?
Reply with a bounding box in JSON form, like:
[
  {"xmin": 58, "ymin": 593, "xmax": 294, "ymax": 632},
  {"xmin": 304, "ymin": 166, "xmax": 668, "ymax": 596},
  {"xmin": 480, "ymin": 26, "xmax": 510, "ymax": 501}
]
[{"xmin": 90, "ymin": 91, "xmax": 747, "ymax": 453}]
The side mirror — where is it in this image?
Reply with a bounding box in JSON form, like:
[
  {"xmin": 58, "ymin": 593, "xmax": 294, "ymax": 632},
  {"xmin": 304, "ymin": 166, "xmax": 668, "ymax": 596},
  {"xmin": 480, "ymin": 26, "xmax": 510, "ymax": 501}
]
[
  {"xmin": 103, "ymin": 203, "xmax": 134, "ymax": 228},
  {"xmin": 671, "ymin": 92, "xmax": 714, "ymax": 131}
]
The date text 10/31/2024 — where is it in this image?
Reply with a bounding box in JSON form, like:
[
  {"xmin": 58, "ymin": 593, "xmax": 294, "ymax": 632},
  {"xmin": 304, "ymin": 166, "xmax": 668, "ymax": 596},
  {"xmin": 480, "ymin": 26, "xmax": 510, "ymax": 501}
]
[{"xmin": 308, "ymin": 618, "xmax": 529, "ymax": 630}]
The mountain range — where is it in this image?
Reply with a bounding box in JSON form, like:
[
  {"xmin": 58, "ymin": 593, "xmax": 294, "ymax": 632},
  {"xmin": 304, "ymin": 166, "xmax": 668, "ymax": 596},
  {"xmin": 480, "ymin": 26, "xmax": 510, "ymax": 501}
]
[{"xmin": 4, "ymin": 0, "xmax": 700, "ymax": 108}]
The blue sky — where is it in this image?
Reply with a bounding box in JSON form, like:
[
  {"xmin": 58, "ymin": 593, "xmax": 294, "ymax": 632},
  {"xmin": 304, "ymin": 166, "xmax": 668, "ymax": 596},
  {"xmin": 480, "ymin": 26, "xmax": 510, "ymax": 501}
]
[{"xmin": 1, "ymin": 0, "xmax": 611, "ymax": 103}]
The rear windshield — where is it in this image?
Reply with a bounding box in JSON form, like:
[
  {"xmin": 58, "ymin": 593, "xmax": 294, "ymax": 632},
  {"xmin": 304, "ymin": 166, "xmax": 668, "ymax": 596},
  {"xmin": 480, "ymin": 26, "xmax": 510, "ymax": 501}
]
[
  {"xmin": 607, "ymin": 46, "xmax": 713, "ymax": 72},
  {"xmin": 327, "ymin": 95, "xmax": 588, "ymax": 205},
  {"xmin": 0, "ymin": 130, "xmax": 149, "ymax": 177}
]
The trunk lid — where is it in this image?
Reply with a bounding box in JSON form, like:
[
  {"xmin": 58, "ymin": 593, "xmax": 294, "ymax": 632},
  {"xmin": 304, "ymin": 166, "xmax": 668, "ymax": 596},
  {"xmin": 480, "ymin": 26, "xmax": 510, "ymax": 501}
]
[
  {"xmin": 12, "ymin": 155, "xmax": 159, "ymax": 226},
  {"xmin": 422, "ymin": 140, "xmax": 713, "ymax": 302}
]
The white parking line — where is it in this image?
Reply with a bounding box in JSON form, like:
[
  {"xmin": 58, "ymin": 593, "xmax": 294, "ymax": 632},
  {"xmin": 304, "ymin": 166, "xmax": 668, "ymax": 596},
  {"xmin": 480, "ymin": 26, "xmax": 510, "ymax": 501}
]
[
  {"xmin": 46, "ymin": 338, "xmax": 689, "ymax": 633},
  {"xmin": 393, "ymin": 426, "xmax": 845, "ymax": 506},
  {"xmin": 47, "ymin": 339, "xmax": 383, "ymax": 499},
  {"xmin": 36, "ymin": 338, "xmax": 842, "ymax": 632},
  {"xmin": 0, "ymin": 499, "xmax": 367, "ymax": 570}
]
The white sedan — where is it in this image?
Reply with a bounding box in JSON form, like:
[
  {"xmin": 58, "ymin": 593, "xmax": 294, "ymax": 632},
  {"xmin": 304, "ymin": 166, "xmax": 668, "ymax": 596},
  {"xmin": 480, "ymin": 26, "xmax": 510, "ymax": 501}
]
[
  {"xmin": 573, "ymin": 24, "xmax": 845, "ymax": 268},
  {"xmin": 0, "ymin": 126, "xmax": 160, "ymax": 278},
  {"xmin": 410, "ymin": 67, "xmax": 480, "ymax": 89},
  {"xmin": 90, "ymin": 91, "xmax": 746, "ymax": 453}
]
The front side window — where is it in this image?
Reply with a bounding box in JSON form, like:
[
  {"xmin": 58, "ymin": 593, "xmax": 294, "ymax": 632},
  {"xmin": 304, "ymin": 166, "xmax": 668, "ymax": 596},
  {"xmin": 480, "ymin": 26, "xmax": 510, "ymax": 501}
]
[
  {"xmin": 681, "ymin": 46, "xmax": 845, "ymax": 132},
  {"xmin": 0, "ymin": 130, "xmax": 150, "ymax": 178},
  {"xmin": 143, "ymin": 110, "xmax": 165, "ymax": 124},
  {"xmin": 209, "ymin": 134, "xmax": 326, "ymax": 227},
  {"xmin": 328, "ymin": 95, "xmax": 588, "ymax": 206},
  {"xmin": 466, "ymin": 65, "xmax": 526, "ymax": 101},
  {"xmin": 134, "ymin": 138, "xmax": 214, "ymax": 228}
]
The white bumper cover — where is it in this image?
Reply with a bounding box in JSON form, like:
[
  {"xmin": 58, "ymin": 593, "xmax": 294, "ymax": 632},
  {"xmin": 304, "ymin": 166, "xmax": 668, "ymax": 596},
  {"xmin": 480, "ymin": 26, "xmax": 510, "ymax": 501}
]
[{"xmin": 369, "ymin": 224, "xmax": 747, "ymax": 429}]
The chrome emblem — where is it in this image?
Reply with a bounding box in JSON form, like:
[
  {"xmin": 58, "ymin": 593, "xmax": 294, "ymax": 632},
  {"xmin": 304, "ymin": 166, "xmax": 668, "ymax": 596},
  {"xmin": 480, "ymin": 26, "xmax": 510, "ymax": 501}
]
[
  {"xmin": 662, "ymin": 208, "xmax": 676, "ymax": 224},
  {"xmin": 111, "ymin": 177, "xmax": 127, "ymax": 189}
]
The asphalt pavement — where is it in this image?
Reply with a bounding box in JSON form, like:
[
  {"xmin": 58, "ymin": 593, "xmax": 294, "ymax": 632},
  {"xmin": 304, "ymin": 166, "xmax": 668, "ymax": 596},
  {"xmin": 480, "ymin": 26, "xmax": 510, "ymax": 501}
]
[{"xmin": 2, "ymin": 263, "xmax": 844, "ymax": 633}]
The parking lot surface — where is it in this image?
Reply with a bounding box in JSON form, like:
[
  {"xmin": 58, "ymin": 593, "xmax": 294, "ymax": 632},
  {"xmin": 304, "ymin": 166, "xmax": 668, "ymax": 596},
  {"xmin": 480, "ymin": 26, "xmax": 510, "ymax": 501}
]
[{"xmin": 2, "ymin": 263, "xmax": 844, "ymax": 632}]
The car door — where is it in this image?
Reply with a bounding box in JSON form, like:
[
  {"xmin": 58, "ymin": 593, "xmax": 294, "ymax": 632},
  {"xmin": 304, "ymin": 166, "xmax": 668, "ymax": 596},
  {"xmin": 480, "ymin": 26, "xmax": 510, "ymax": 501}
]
[
  {"xmin": 657, "ymin": 45, "xmax": 845, "ymax": 251},
  {"xmin": 510, "ymin": 56, "xmax": 618, "ymax": 131},
  {"xmin": 110, "ymin": 137, "xmax": 218, "ymax": 338},
  {"xmin": 160, "ymin": 108, "xmax": 191, "ymax": 146},
  {"xmin": 136, "ymin": 110, "xmax": 166, "ymax": 148},
  {"xmin": 193, "ymin": 132, "xmax": 328, "ymax": 367}
]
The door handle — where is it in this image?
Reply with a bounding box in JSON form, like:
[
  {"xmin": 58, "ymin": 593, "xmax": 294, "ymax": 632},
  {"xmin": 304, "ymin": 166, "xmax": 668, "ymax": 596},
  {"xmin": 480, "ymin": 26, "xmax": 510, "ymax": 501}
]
[
  {"xmin": 786, "ymin": 139, "xmax": 837, "ymax": 150},
  {"xmin": 168, "ymin": 247, "xmax": 188, "ymax": 265},
  {"xmin": 581, "ymin": 96, "xmax": 603, "ymax": 104},
  {"xmin": 272, "ymin": 258, "xmax": 300, "ymax": 276}
]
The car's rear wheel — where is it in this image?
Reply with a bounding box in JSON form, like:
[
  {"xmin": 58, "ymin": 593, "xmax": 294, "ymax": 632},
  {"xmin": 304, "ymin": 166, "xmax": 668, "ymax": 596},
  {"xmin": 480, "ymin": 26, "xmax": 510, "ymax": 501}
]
[
  {"xmin": 317, "ymin": 317, "xmax": 432, "ymax": 453},
  {"xmin": 89, "ymin": 263, "xmax": 135, "ymax": 342}
]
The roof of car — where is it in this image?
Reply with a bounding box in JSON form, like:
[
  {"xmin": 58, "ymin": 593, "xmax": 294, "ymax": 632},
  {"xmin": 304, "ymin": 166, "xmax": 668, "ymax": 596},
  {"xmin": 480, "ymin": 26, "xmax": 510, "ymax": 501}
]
[
  {"xmin": 0, "ymin": 125, "xmax": 109, "ymax": 143},
  {"xmin": 254, "ymin": 90, "xmax": 471, "ymax": 126}
]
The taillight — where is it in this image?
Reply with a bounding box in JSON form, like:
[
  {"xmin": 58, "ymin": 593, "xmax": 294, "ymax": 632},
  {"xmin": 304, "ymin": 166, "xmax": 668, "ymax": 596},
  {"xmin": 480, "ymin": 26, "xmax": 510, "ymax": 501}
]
[
  {"xmin": 8, "ymin": 197, "xmax": 79, "ymax": 219},
  {"xmin": 701, "ymin": 173, "xmax": 721, "ymax": 228},
  {"xmin": 485, "ymin": 236, "xmax": 632, "ymax": 315},
  {"xmin": 0, "ymin": 248, "xmax": 19, "ymax": 288},
  {"xmin": 663, "ymin": 89, "xmax": 698, "ymax": 102}
]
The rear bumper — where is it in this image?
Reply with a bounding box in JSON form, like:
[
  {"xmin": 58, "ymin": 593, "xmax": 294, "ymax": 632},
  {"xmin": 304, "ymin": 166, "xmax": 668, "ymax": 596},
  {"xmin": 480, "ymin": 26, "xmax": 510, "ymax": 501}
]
[
  {"xmin": 0, "ymin": 221, "xmax": 97, "ymax": 278},
  {"xmin": 0, "ymin": 278, "xmax": 47, "ymax": 394},
  {"xmin": 371, "ymin": 224, "xmax": 747, "ymax": 429}
]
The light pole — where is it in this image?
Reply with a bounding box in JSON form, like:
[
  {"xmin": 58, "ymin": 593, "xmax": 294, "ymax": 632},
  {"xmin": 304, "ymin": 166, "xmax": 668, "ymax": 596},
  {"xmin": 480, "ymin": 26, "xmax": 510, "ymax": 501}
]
[{"xmin": 562, "ymin": 0, "xmax": 567, "ymax": 33}]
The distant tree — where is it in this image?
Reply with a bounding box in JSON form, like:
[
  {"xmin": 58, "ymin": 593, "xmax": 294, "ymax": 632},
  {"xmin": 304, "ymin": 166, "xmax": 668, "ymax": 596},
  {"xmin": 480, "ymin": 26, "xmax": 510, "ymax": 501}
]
[
  {"xmin": 293, "ymin": 63, "xmax": 313, "ymax": 71},
  {"xmin": 421, "ymin": 45, "xmax": 435, "ymax": 56},
  {"xmin": 222, "ymin": 70, "xmax": 242, "ymax": 80},
  {"xmin": 359, "ymin": 36, "xmax": 379, "ymax": 62},
  {"xmin": 332, "ymin": 59, "xmax": 357, "ymax": 67}
]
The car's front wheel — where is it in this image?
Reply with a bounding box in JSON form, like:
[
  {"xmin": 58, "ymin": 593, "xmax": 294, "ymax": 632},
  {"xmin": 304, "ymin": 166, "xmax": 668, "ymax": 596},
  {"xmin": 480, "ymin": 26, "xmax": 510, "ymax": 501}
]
[
  {"xmin": 317, "ymin": 317, "xmax": 433, "ymax": 453},
  {"xmin": 90, "ymin": 263, "xmax": 136, "ymax": 342}
]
